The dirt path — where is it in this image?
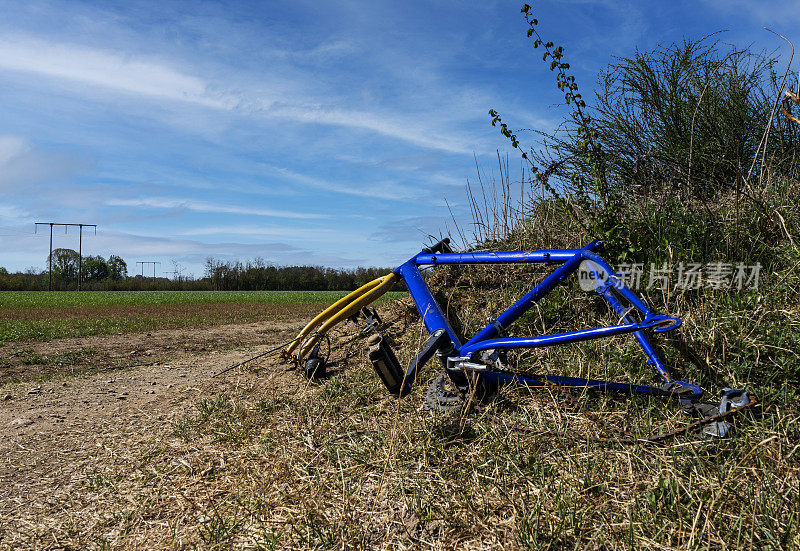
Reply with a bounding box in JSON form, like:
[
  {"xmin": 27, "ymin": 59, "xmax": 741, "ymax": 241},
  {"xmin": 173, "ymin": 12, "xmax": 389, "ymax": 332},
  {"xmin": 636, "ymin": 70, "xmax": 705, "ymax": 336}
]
[
  {"xmin": 0, "ymin": 314, "xmax": 314, "ymax": 384},
  {"xmin": 0, "ymin": 321, "xmax": 306, "ymax": 549}
]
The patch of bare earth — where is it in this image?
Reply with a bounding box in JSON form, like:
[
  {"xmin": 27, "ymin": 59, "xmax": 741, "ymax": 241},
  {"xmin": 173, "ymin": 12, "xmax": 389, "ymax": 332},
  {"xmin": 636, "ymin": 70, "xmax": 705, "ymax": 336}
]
[{"xmin": 0, "ymin": 317, "xmax": 312, "ymax": 549}]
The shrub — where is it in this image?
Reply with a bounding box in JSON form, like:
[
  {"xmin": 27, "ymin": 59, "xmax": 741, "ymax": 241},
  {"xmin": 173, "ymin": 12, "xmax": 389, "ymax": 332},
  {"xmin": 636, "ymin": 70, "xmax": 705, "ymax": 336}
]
[{"xmin": 592, "ymin": 37, "xmax": 798, "ymax": 195}]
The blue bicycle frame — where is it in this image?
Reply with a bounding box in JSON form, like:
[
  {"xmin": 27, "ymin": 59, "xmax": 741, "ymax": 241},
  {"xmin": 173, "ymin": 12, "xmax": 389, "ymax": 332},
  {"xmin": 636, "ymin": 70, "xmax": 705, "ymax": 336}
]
[{"xmin": 394, "ymin": 239, "xmax": 703, "ymax": 401}]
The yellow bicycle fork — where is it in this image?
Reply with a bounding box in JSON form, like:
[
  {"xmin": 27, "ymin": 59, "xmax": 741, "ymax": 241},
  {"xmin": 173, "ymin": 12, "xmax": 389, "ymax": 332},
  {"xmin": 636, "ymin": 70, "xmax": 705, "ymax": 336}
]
[{"xmin": 283, "ymin": 273, "xmax": 397, "ymax": 364}]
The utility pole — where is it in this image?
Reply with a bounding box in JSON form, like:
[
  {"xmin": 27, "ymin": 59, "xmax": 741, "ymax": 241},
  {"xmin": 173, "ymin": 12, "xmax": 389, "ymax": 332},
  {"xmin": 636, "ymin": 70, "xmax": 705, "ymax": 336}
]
[
  {"xmin": 136, "ymin": 261, "xmax": 161, "ymax": 278},
  {"xmin": 35, "ymin": 222, "xmax": 97, "ymax": 291}
]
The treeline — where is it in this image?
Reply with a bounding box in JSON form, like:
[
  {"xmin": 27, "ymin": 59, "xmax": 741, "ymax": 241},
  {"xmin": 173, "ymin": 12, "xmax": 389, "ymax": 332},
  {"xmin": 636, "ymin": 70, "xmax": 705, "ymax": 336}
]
[
  {"xmin": 0, "ymin": 249, "xmax": 129, "ymax": 291},
  {"xmin": 202, "ymin": 258, "xmax": 396, "ymax": 291},
  {"xmin": 0, "ymin": 254, "xmax": 397, "ymax": 291}
]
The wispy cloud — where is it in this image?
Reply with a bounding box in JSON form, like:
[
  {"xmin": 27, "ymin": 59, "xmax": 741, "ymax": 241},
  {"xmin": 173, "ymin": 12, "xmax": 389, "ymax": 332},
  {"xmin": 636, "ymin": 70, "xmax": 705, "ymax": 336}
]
[
  {"xmin": 0, "ymin": 37, "xmax": 234, "ymax": 108},
  {"xmin": 264, "ymin": 165, "xmax": 421, "ymax": 201},
  {"xmin": 267, "ymin": 105, "xmax": 475, "ymax": 155},
  {"xmin": 106, "ymin": 197, "xmax": 328, "ymax": 219},
  {"xmin": 0, "ymin": 36, "xmax": 481, "ymax": 155},
  {"xmin": 87, "ymin": 230, "xmax": 300, "ymax": 257},
  {"xmin": 701, "ymin": 0, "xmax": 800, "ymax": 25},
  {"xmin": 180, "ymin": 224, "xmax": 363, "ymax": 243},
  {"xmin": 370, "ymin": 215, "xmax": 457, "ymax": 245},
  {"xmin": 0, "ymin": 204, "xmax": 28, "ymax": 218},
  {"xmin": 0, "ymin": 134, "xmax": 88, "ymax": 190}
]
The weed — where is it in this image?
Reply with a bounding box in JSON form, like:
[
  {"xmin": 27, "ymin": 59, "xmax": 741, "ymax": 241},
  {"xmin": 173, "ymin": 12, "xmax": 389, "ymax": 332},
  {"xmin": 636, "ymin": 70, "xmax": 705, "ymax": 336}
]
[{"xmin": 18, "ymin": 348, "xmax": 95, "ymax": 366}]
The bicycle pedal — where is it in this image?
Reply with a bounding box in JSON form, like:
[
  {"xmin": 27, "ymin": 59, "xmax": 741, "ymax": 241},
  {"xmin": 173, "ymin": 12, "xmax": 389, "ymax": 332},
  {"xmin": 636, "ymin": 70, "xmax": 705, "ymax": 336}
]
[
  {"xmin": 302, "ymin": 341, "xmax": 327, "ymax": 380},
  {"xmin": 367, "ymin": 333, "xmax": 407, "ymax": 396},
  {"xmin": 303, "ymin": 357, "xmax": 326, "ymax": 380}
]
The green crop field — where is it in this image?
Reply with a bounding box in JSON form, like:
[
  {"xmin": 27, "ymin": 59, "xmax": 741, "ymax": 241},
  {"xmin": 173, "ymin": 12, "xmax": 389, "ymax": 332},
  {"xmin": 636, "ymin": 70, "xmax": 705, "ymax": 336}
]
[
  {"xmin": 0, "ymin": 290, "xmax": 403, "ymax": 343},
  {"xmin": 0, "ymin": 290, "xmax": 401, "ymax": 309}
]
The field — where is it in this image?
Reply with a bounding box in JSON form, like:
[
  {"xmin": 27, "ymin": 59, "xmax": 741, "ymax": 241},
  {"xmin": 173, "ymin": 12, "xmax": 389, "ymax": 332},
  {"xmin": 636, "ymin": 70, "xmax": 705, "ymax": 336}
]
[
  {"xmin": 0, "ymin": 290, "xmax": 401, "ymax": 345},
  {"xmin": 0, "ymin": 290, "xmax": 363, "ymax": 309},
  {"xmin": 1, "ymin": 289, "xmax": 798, "ymax": 550}
]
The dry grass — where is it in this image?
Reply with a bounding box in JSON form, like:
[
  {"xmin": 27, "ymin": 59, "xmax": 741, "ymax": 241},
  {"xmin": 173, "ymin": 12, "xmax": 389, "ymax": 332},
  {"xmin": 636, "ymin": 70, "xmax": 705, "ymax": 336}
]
[{"xmin": 6, "ymin": 295, "xmax": 795, "ymax": 550}]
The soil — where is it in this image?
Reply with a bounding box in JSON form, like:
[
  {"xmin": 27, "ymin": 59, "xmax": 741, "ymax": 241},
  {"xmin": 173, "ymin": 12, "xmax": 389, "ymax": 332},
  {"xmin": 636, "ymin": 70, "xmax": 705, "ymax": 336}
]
[{"xmin": 0, "ymin": 318, "xmax": 308, "ymax": 549}]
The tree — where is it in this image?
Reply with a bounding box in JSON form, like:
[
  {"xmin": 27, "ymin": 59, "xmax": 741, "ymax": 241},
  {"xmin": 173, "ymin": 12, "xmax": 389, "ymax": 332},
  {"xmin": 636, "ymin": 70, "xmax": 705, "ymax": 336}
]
[
  {"xmin": 82, "ymin": 256, "xmax": 110, "ymax": 282},
  {"xmin": 107, "ymin": 255, "xmax": 127, "ymax": 280},
  {"xmin": 50, "ymin": 248, "xmax": 80, "ymax": 281}
]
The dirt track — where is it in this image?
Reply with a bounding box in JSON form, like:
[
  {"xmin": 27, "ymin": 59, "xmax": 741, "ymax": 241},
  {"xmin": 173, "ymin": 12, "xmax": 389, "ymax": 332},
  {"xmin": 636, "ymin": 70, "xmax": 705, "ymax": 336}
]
[{"xmin": 0, "ymin": 321, "xmax": 305, "ymax": 548}]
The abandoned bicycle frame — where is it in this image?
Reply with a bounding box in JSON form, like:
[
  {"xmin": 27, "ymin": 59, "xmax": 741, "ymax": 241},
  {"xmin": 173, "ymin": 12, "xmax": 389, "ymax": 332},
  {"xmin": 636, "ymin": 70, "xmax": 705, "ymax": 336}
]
[
  {"xmin": 282, "ymin": 237, "xmax": 752, "ymax": 436},
  {"xmin": 393, "ymin": 238, "xmax": 703, "ymax": 400}
]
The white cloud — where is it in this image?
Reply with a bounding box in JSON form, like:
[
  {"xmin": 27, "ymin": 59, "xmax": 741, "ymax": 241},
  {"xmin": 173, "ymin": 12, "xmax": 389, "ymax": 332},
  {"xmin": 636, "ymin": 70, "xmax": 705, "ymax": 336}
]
[
  {"xmin": 0, "ymin": 134, "xmax": 27, "ymax": 165},
  {"xmin": 0, "ymin": 37, "xmax": 233, "ymax": 109},
  {"xmin": 701, "ymin": 0, "xmax": 800, "ymax": 24},
  {"xmin": 0, "ymin": 36, "xmax": 484, "ymax": 155},
  {"xmin": 370, "ymin": 215, "xmax": 456, "ymax": 245},
  {"xmin": 105, "ymin": 197, "xmax": 328, "ymax": 219},
  {"xmin": 0, "ymin": 204, "xmax": 29, "ymax": 221},
  {"xmin": 88, "ymin": 230, "xmax": 299, "ymax": 257},
  {"xmin": 0, "ymin": 134, "xmax": 87, "ymax": 190},
  {"xmin": 265, "ymin": 165, "xmax": 421, "ymax": 201},
  {"xmin": 268, "ymin": 105, "xmax": 475, "ymax": 155},
  {"xmin": 179, "ymin": 224, "xmax": 363, "ymax": 243},
  {"xmin": 0, "ymin": 205, "xmax": 32, "ymax": 241}
]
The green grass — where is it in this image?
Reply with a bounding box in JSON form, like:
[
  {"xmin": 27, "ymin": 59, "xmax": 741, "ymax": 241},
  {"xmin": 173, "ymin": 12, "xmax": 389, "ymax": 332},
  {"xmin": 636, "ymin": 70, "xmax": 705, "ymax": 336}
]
[
  {"xmin": 17, "ymin": 347, "xmax": 96, "ymax": 366},
  {"xmin": 0, "ymin": 315, "xmax": 264, "ymax": 344},
  {"xmin": 0, "ymin": 290, "xmax": 402, "ymax": 309}
]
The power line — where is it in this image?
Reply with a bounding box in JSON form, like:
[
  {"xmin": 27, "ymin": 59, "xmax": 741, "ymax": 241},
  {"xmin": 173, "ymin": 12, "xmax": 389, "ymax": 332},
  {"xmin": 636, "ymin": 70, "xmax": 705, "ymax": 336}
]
[
  {"xmin": 136, "ymin": 261, "xmax": 161, "ymax": 278},
  {"xmin": 34, "ymin": 222, "xmax": 97, "ymax": 291},
  {"xmin": 0, "ymin": 225, "xmax": 39, "ymax": 236}
]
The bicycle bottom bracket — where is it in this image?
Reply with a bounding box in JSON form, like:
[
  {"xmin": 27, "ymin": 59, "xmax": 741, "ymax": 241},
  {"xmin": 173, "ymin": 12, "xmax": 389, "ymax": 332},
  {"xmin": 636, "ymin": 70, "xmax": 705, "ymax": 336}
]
[{"xmin": 423, "ymin": 372, "xmax": 497, "ymax": 412}]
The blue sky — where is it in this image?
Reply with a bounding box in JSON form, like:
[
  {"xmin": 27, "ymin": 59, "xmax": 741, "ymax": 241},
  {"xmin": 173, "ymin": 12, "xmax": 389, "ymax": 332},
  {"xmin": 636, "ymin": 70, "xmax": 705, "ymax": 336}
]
[{"xmin": 0, "ymin": 0, "xmax": 797, "ymax": 277}]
